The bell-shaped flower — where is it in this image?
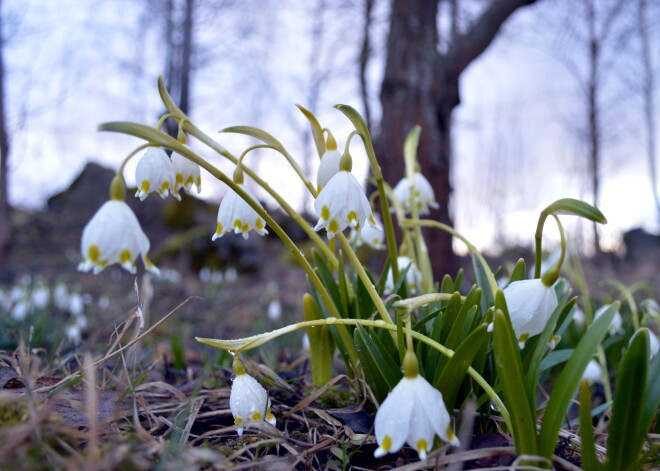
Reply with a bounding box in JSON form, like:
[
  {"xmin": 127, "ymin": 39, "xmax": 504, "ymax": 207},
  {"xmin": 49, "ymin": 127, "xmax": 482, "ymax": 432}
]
[
  {"xmin": 594, "ymin": 304, "xmax": 624, "ymax": 335},
  {"xmin": 313, "ymin": 171, "xmax": 379, "ymax": 239},
  {"xmin": 502, "ymin": 278, "xmax": 558, "ymax": 348},
  {"xmin": 350, "ymin": 212, "xmax": 385, "ymax": 250},
  {"xmin": 316, "ymin": 149, "xmax": 341, "ymax": 190},
  {"xmin": 135, "ymin": 147, "xmax": 179, "ymax": 201},
  {"xmin": 392, "ymin": 172, "xmax": 439, "ymax": 216},
  {"xmin": 384, "ymin": 256, "xmax": 422, "ymax": 294},
  {"xmin": 374, "ymin": 373, "xmax": 459, "ymax": 460},
  {"xmin": 230, "ymin": 369, "xmax": 276, "ymax": 436},
  {"xmin": 213, "ymin": 184, "xmax": 268, "ymax": 240},
  {"xmin": 582, "ymin": 359, "xmax": 602, "ymax": 385},
  {"xmin": 78, "ymin": 200, "xmax": 159, "ymax": 275},
  {"xmin": 171, "ymin": 148, "xmax": 201, "ymax": 197}
]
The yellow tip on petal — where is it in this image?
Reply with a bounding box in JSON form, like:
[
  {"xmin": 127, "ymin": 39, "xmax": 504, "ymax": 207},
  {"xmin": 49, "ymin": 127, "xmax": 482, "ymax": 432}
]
[
  {"xmin": 140, "ymin": 181, "xmax": 150, "ymax": 192},
  {"xmin": 87, "ymin": 244, "xmax": 101, "ymax": 263},
  {"xmin": 328, "ymin": 219, "xmax": 339, "ymax": 234},
  {"xmin": 252, "ymin": 411, "xmax": 262, "ymax": 421},
  {"xmin": 119, "ymin": 249, "xmax": 132, "ymax": 265},
  {"xmin": 380, "ymin": 435, "xmax": 392, "ymax": 453},
  {"xmin": 320, "ymin": 205, "xmax": 330, "ymax": 221}
]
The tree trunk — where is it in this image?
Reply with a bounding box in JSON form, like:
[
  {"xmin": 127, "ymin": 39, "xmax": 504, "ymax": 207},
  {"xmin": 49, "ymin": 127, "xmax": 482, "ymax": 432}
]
[
  {"xmin": 0, "ymin": 0, "xmax": 11, "ymax": 266},
  {"xmin": 376, "ymin": 0, "xmax": 537, "ymax": 278}
]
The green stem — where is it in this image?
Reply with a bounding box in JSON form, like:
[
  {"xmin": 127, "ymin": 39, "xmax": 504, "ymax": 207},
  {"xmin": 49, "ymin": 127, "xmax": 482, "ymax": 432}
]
[
  {"xmin": 154, "ymin": 77, "xmax": 338, "ymax": 270},
  {"xmin": 196, "ymin": 317, "xmax": 510, "ymax": 427},
  {"xmin": 377, "ymin": 179, "xmax": 400, "ymax": 280},
  {"xmin": 393, "ymin": 293, "xmax": 460, "ymax": 312},
  {"xmin": 596, "ymin": 345, "xmax": 613, "ymax": 403},
  {"xmin": 117, "ymin": 144, "xmax": 151, "ymax": 177},
  {"xmin": 534, "ymin": 210, "xmax": 549, "ymax": 279},
  {"xmin": 337, "ymin": 233, "xmax": 393, "ymax": 324}
]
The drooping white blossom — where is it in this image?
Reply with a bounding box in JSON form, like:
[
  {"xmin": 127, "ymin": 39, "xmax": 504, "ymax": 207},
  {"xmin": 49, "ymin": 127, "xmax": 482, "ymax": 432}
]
[
  {"xmin": 582, "ymin": 359, "xmax": 603, "ymax": 385},
  {"xmin": 374, "ymin": 373, "xmax": 459, "ymax": 460},
  {"xmin": 316, "ymin": 149, "xmax": 341, "ymax": 189},
  {"xmin": 171, "ymin": 148, "xmax": 201, "ymax": 196},
  {"xmin": 392, "ymin": 172, "xmax": 439, "ymax": 216},
  {"xmin": 135, "ymin": 147, "xmax": 179, "ymax": 201},
  {"xmin": 314, "ymin": 171, "xmax": 379, "ymax": 239},
  {"xmin": 502, "ymin": 278, "xmax": 558, "ymax": 348},
  {"xmin": 230, "ymin": 370, "xmax": 276, "ymax": 436},
  {"xmin": 350, "ymin": 212, "xmax": 385, "ymax": 250},
  {"xmin": 213, "ymin": 184, "xmax": 268, "ymax": 240},
  {"xmin": 385, "ymin": 256, "xmax": 422, "ymax": 294},
  {"xmin": 78, "ymin": 200, "xmax": 159, "ymax": 275}
]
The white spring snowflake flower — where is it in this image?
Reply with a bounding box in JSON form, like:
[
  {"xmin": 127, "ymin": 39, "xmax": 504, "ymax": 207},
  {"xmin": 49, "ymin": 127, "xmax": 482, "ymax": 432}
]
[
  {"xmin": 316, "ymin": 149, "xmax": 341, "ymax": 189},
  {"xmin": 313, "ymin": 171, "xmax": 380, "ymax": 239},
  {"xmin": 350, "ymin": 212, "xmax": 385, "ymax": 250},
  {"xmin": 502, "ymin": 278, "xmax": 558, "ymax": 348},
  {"xmin": 134, "ymin": 147, "xmax": 179, "ymax": 201},
  {"xmin": 213, "ymin": 184, "xmax": 268, "ymax": 240},
  {"xmin": 385, "ymin": 256, "xmax": 422, "ymax": 294},
  {"xmin": 582, "ymin": 359, "xmax": 603, "ymax": 385},
  {"xmin": 267, "ymin": 299, "xmax": 282, "ymax": 321},
  {"xmin": 374, "ymin": 373, "xmax": 459, "ymax": 460},
  {"xmin": 78, "ymin": 200, "xmax": 160, "ymax": 275},
  {"xmin": 392, "ymin": 172, "xmax": 439, "ymax": 216},
  {"xmin": 171, "ymin": 148, "xmax": 201, "ymax": 197},
  {"xmin": 230, "ymin": 370, "xmax": 276, "ymax": 436},
  {"xmin": 594, "ymin": 304, "xmax": 624, "ymax": 335}
]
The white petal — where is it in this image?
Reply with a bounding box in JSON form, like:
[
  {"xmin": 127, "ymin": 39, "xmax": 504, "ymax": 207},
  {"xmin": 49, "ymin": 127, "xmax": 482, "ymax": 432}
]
[
  {"xmin": 316, "ymin": 150, "xmax": 341, "ymax": 189},
  {"xmin": 374, "ymin": 377, "xmax": 415, "ymax": 456},
  {"xmin": 503, "ymin": 279, "xmax": 557, "ymax": 340},
  {"xmin": 135, "ymin": 148, "xmax": 175, "ymax": 200}
]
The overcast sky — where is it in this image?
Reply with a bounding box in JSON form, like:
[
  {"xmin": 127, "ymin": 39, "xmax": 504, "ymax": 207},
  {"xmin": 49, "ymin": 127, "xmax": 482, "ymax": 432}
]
[{"xmin": 4, "ymin": 0, "xmax": 659, "ymax": 253}]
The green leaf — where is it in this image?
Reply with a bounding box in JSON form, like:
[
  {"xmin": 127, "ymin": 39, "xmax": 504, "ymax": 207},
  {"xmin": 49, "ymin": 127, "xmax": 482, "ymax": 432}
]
[
  {"xmin": 578, "ymin": 380, "xmax": 599, "ymax": 471},
  {"xmin": 220, "ymin": 125, "xmax": 286, "ymax": 152},
  {"xmin": 508, "ymin": 258, "xmax": 526, "ymax": 285},
  {"xmin": 296, "ymin": 104, "xmax": 326, "ymax": 156},
  {"xmin": 435, "ymin": 324, "xmax": 488, "ymax": 408},
  {"xmin": 333, "ymin": 104, "xmax": 379, "ymax": 171},
  {"xmin": 354, "ymin": 325, "xmax": 402, "ymax": 401},
  {"xmin": 539, "ymin": 349, "xmax": 574, "ymax": 372},
  {"xmin": 543, "ymin": 198, "xmax": 607, "ymax": 224},
  {"xmin": 493, "ymin": 310, "xmax": 538, "ymax": 455},
  {"xmin": 472, "ymin": 253, "xmax": 495, "ymax": 312},
  {"xmin": 641, "ymin": 332, "xmax": 660, "ymax": 439},
  {"xmin": 605, "ymin": 328, "xmax": 650, "ymax": 471},
  {"xmin": 538, "ymin": 302, "xmax": 619, "ymax": 458}
]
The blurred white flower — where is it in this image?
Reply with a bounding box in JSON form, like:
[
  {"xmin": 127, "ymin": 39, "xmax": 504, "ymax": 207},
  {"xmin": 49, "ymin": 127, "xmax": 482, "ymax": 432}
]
[
  {"xmin": 650, "ymin": 333, "xmax": 659, "ymax": 358},
  {"xmin": 582, "ymin": 359, "xmax": 602, "ymax": 385},
  {"xmin": 224, "ymin": 267, "xmax": 237, "ymax": 283},
  {"xmin": 135, "ymin": 147, "xmax": 179, "ymax": 201},
  {"xmin": 78, "ymin": 200, "xmax": 160, "ymax": 275},
  {"xmin": 392, "ymin": 172, "xmax": 439, "ymax": 216},
  {"xmin": 594, "ymin": 305, "xmax": 624, "ymax": 335},
  {"xmin": 171, "ymin": 148, "xmax": 201, "ymax": 196},
  {"xmin": 314, "ymin": 171, "xmax": 379, "ymax": 240},
  {"xmin": 385, "ymin": 256, "xmax": 422, "ymax": 294},
  {"xmin": 502, "ymin": 278, "xmax": 558, "ymax": 348},
  {"xmin": 213, "ymin": 185, "xmax": 268, "ymax": 240},
  {"xmin": 69, "ymin": 293, "xmax": 84, "ymax": 316},
  {"xmin": 98, "ymin": 295, "xmax": 110, "ymax": 310},
  {"xmin": 230, "ymin": 370, "xmax": 276, "ymax": 436},
  {"xmin": 301, "ymin": 333, "xmax": 310, "ymax": 351},
  {"xmin": 350, "ymin": 212, "xmax": 385, "ymax": 250},
  {"xmin": 65, "ymin": 324, "xmax": 82, "ymax": 344},
  {"xmin": 267, "ymin": 299, "xmax": 282, "ymax": 321},
  {"xmin": 11, "ymin": 301, "xmax": 29, "ymax": 321},
  {"xmin": 374, "ymin": 373, "xmax": 458, "ymax": 460},
  {"xmin": 31, "ymin": 284, "xmax": 50, "ymax": 310},
  {"xmin": 573, "ymin": 307, "xmax": 586, "ymax": 325},
  {"xmin": 316, "ymin": 149, "xmax": 341, "ymax": 189}
]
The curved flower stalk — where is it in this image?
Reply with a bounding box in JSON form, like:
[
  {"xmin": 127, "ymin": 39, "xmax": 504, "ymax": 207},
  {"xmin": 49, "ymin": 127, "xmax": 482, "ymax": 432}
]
[
  {"xmin": 79, "ymin": 176, "xmax": 159, "ymax": 276},
  {"xmin": 230, "ymin": 358, "xmax": 276, "ymax": 436},
  {"xmin": 374, "ymin": 353, "xmax": 459, "ymax": 460},
  {"xmin": 134, "ymin": 147, "xmax": 179, "ymax": 201}
]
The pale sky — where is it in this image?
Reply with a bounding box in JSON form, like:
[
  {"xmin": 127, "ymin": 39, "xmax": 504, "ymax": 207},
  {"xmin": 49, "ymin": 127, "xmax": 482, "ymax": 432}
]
[{"xmin": 4, "ymin": 0, "xmax": 659, "ymax": 253}]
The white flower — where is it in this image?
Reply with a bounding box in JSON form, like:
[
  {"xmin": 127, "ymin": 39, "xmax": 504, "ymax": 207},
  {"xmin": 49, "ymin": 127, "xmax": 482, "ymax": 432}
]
[
  {"xmin": 392, "ymin": 172, "xmax": 439, "ymax": 215},
  {"xmin": 350, "ymin": 212, "xmax": 385, "ymax": 250},
  {"xmin": 316, "ymin": 149, "xmax": 341, "ymax": 189},
  {"xmin": 69, "ymin": 293, "xmax": 84, "ymax": 315},
  {"xmin": 78, "ymin": 200, "xmax": 160, "ymax": 275},
  {"xmin": 385, "ymin": 256, "xmax": 422, "ymax": 294},
  {"xmin": 582, "ymin": 359, "xmax": 602, "ymax": 385},
  {"xmin": 212, "ymin": 184, "xmax": 268, "ymax": 240},
  {"xmin": 230, "ymin": 372, "xmax": 276, "ymax": 436},
  {"xmin": 502, "ymin": 278, "xmax": 558, "ymax": 348},
  {"xmin": 573, "ymin": 307, "xmax": 586, "ymax": 325},
  {"xmin": 31, "ymin": 285, "xmax": 50, "ymax": 310},
  {"xmin": 171, "ymin": 148, "xmax": 201, "ymax": 196},
  {"xmin": 267, "ymin": 299, "xmax": 282, "ymax": 321},
  {"xmin": 594, "ymin": 305, "xmax": 624, "ymax": 335},
  {"xmin": 11, "ymin": 300, "xmax": 29, "ymax": 321},
  {"xmin": 134, "ymin": 147, "xmax": 179, "ymax": 201},
  {"xmin": 313, "ymin": 171, "xmax": 379, "ymax": 239},
  {"xmin": 374, "ymin": 374, "xmax": 459, "ymax": 460}
]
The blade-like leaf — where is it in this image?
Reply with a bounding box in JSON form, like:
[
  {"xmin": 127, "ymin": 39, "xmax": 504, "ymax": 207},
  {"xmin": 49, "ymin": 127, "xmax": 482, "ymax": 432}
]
[
  {"xmin": 538, "ymin": 302, "xmax": 619, "ymax": 458},
  {"xmin": 472, "ymin": 253, "xmax": 495, "ymax": 312},
  {"xmin": 493, "ymin": 310, "xmax": 538, "ymax": 455},
  {"xmin": 220, "ymin": 125, "xmax": 286, "ymax": 152},
  {"xmin": 296, "ymin": 104, "xmax": 326, "ymax": 156},
  {"xmin": 508, "ymin": 258, "xmax": 527, "ymax": 285},
  {"xmin": 605, "ymin": 328, "xmax": 650, "ymax": 471},
  {"xmin": 544, "ymin": 198, "xmax": 607, "ymax": 224},
  {"xmin": 578, "ymin": 380, "xmax": 599, "ymax": 471}
]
